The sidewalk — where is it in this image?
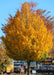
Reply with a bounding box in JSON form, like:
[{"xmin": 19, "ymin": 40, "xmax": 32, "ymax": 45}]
[{"xmin": 0, "ymin": 73, "xmax": 46, "ymax": 75}]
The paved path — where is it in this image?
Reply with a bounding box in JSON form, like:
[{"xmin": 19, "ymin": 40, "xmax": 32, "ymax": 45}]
[{"xmin": 0, "ymin": 73, "xmax": 50, "ymax": 75}]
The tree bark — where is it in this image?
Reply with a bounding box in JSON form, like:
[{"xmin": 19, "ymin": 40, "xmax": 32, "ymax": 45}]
[
  {"xmin": 36, "ymin": 61, "xmax": 38, "ymax": 75},
  {"xmin": 27, "ymin": 61, "xmax": 30, "ymax": 75},
  {"xmin": 36, "ymin": 61, "xmax": 38, "ymax": 69}
]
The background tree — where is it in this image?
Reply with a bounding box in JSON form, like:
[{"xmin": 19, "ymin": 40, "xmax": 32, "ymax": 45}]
[
  {"xmin": 1, "ymin": 2, "xmax": 53, "ymax": 75},
  {"xmin": 0, "ymin": 43, "xmax": 10, "ymax": 75}
]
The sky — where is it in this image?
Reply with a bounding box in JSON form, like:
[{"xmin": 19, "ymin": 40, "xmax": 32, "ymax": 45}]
[{"xmin": 0, "ymin": 0, "xmax": 54, "ymax": 40}]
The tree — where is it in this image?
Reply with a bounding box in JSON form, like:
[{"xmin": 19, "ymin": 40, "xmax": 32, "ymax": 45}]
[
  {"xmin": 0, "ymin": 43, "xmax": 10, "ymax": 75},
  {"xmin": 1, "ymin": 2, "xmax": 53, "ymax": 75}
]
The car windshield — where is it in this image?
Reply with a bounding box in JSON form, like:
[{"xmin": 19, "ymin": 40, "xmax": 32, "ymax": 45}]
[
  {"xmin": 40, "ymin": 65, "xmax": 48, "ymax": 70},
  {"xmin": 14, "ymin": 64, "xmax": 21, "ymax": 66}
]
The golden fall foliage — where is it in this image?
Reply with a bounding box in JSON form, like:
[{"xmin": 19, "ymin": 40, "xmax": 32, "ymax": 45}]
[
  {"xmin": 1, "ymin": 2, "xmax": 53, "ymax": 62},
  {"xmin": 29, "ymin": 1, "xmax": 54, "ymax": 58}
]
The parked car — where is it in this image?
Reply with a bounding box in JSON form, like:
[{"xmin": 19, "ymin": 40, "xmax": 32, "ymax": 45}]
[
  {"xmin": 36, "ymin": 65, "xmax": 54, "ymax": 74},
  {"xmin": 30, "ymin": 67, "xmax": 36, "ymax": 74},
  {"xmin": 14, "ymin": 63, "xmax": 24, "ymax": 73},
  {"xmin": 48, "ymin": 65, "xmax": 54, "ymax": 70}
]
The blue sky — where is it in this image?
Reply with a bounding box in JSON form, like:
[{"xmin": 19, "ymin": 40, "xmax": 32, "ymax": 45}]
[{"xmin": 0, "ymin": 0, "xmax": 54, "ymax": 39}]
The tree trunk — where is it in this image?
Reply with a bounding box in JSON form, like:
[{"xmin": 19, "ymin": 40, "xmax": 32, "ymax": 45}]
[
  {"xmin": 36, "ymin": 61, "xmax": 38, "ymax": 75},
  {"xmin": 36, "ymin": 61, "xmax": 38, "ymax": 69},
  {"xmin": 27, "ymin": 61, "xmax": 30, "ymax": 75}
]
